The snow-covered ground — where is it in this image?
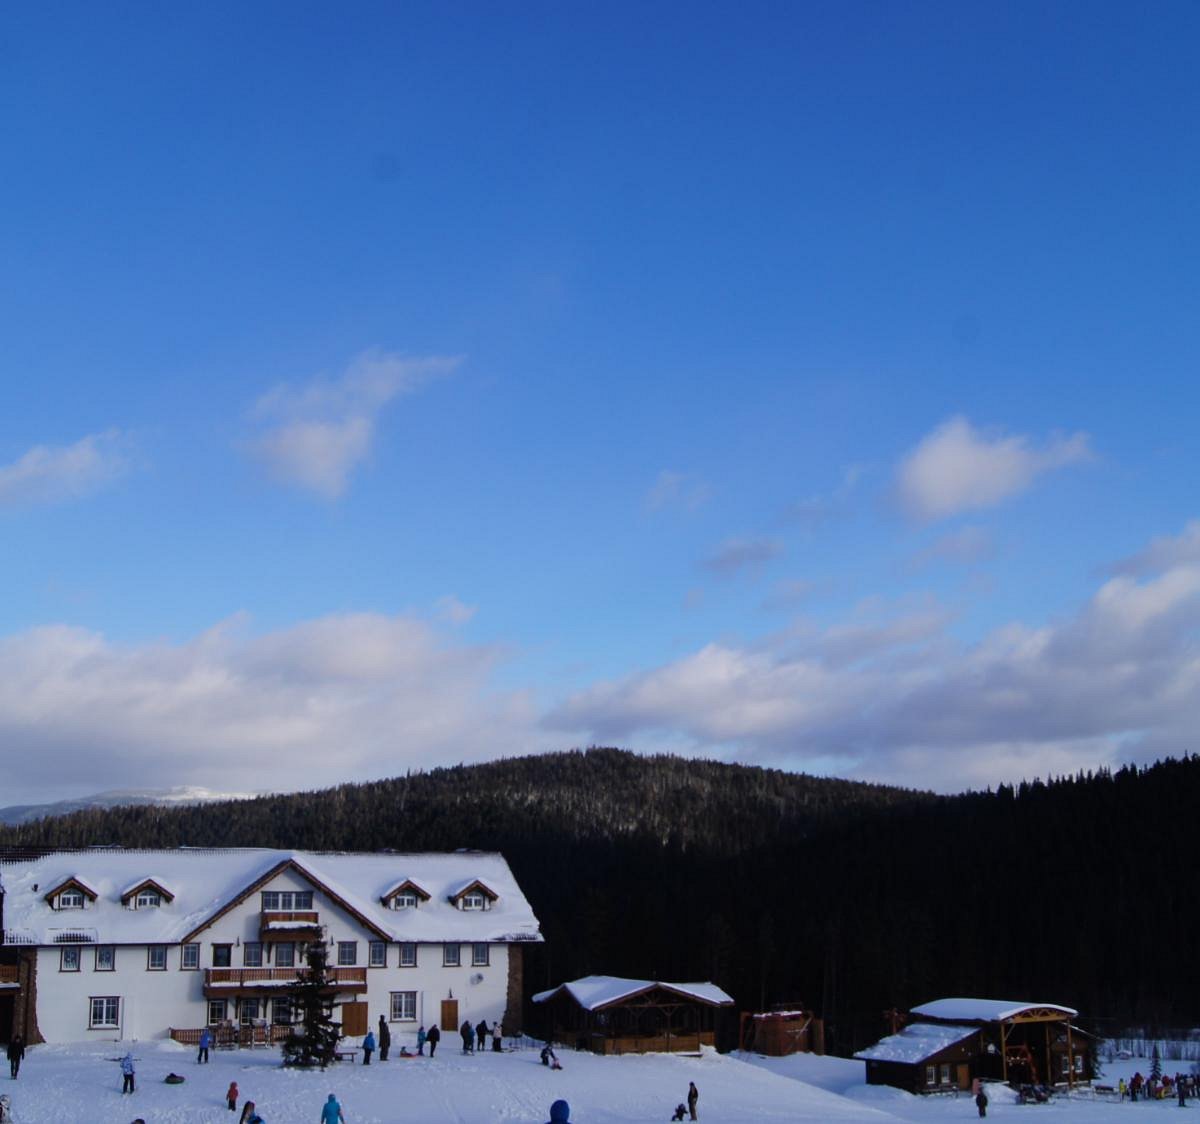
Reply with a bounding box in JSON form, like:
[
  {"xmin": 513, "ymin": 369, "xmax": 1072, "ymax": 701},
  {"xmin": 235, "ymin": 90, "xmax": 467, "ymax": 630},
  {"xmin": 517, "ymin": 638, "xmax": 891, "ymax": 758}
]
[{"xmin": 3, "ymin": 1039, "xmax": 1195, "ymax": 1123}]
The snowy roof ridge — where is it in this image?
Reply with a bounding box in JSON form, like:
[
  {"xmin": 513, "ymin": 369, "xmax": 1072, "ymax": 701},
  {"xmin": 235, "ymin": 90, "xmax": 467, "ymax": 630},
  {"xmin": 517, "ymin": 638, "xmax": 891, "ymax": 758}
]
[
  {"xmin": 910, "ymin": 997, "xmax": 1078, "ymax": 1022},
  {"xmin": 532, "ymin": 975, "xmax": 735, "ymax": 1011},
  {"xmin": 854, "ymin": 1022, "xmax": 979, "ymax": 1064}
]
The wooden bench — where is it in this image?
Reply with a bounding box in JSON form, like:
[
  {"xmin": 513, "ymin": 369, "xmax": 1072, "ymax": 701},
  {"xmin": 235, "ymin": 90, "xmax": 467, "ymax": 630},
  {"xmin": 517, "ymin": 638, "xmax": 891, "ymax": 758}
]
[{"xmin": 334, "ymin": 1048, "xmax": 360, "ymax": 1064}]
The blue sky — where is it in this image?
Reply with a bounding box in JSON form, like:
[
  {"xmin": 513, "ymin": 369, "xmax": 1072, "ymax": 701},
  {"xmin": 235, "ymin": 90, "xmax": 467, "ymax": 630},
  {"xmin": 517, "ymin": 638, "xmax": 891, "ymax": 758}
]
[{"xmin": 2, "ymin": 2, "xmax": 1198, "ymax": 801}]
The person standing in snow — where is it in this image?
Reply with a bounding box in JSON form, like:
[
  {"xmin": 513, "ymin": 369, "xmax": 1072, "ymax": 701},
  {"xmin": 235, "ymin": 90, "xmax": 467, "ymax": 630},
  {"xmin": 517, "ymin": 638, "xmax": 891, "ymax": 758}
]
[
  {"xmin": 687, "ymin": 1080, "xmax": 699, "ymax": 1120},
  {"xmin": 120, "ymin": 1051, "xmax": 136, "ymax": 1094},
  {"xmin": 6, "ymin": 1035, "xmax": 24, "ymax": 1079},
  {"xmin": 238, "ymin": 1101, "xmax": 258, "ymax": 1123},
  {"xmin": 416, "ymin": 1026, "xmax": 427, "ymax": 1055},
  {"xmin": 226, "ymin": 1080, "xmax": 239, "ymax": 1111},
  {"xmin": 492, "ymin": 1023, "xmax": 502, "ymax": 1053},
  {"xmin": 476, "ymin": 1019, "xmax": 488, "ymax": 1053},
  {"xmin": 377, "ymin": 1016, "xmax": 390, "ymax": 1062},
  {"xmin": 361, "ymin": 1028, "xmax": 375, "ymax": 1065},
  {"xmin": 198, "ymin": 1025, "xmax": 212, "ymax": 1064},
  {"xmin": 460, "ymin": 1020, "xmax": 473, "ymax": 1054},
  {"xmin": 319, "ymin": 1092, "xmax": 345, "ymax": 1123},
  {"xmin": 975, "ymin": 1087, "xmax": 988, "ymax": 1117},
  {"xmin": 545, "ymin": 1098, "xmax": 571, "ymax": 1124},
  {"xmin": 426, "ymin": 1023, "xmax": 440, "ymax": 1057}
]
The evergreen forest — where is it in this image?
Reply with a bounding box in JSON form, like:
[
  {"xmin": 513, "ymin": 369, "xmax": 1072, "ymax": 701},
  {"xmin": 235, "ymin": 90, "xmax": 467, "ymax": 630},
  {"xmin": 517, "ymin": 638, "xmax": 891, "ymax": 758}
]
[{"xmin": 1, "ymin": 748, "xmax": 1196, "ymax": 1052}]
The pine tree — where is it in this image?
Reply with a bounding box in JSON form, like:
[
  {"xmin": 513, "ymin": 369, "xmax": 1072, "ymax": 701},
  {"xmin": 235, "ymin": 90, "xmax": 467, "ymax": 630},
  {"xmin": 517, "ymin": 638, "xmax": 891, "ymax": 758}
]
[
  {"xmin": 1151, "ymin": 1042, "xmax": 1162, "ymax": 1082},
  {"xmin": 281, "ymin": 942, "xmax": 340, "ymax": 1068}
]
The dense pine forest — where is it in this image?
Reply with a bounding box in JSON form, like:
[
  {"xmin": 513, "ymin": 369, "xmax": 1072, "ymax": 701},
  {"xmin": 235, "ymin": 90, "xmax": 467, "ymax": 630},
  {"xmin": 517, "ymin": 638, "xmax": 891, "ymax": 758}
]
[{"xmin": 2, "ymin": 749, "xmax": 1197, "ymax": 1051}]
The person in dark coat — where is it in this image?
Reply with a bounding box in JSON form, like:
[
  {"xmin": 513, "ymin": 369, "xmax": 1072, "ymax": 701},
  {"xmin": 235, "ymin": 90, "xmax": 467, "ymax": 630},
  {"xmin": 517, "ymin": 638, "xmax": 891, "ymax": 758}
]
[
  {"xmin": 975, "ymin": 1087, "xmax": 988, "ymax": 1117},
  {"xmin": 377, "ymin": 1016, "xmax": 390, "ymax": 1062},
  {"xmin": 476, "ymin": 1020, "xmax": 488, "ymax": 1053},
  {"xmin": 416, "ymin": 1026, "xmax": 427, "ymax": 1055},
  {"xmin": 460, "ymin": 1021, "xmax": 474, "ymax": 1054},
  {"xmin": 6, "ymin": 1036, "xmax": 24, "ymax": 1080},
  {"xmin": 687, "ymin": 1080, "xmax": 699, "ymax": 1120},
  {"xmin": 545, "ymin": 1099, "xmax": 570, "ymax": 1124},
  {"xmin": 426, "ymin": 1023, "xmax": 440, "ymax": 1057}
]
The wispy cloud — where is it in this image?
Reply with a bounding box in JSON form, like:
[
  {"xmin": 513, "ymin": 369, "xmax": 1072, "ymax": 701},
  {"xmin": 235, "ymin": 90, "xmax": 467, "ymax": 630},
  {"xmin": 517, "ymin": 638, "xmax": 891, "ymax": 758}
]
[
  {"xmin": 0, "ymin": 430, "xmax": 130, "ymax": 508},
  {"xmin": 1110, "ymin": 519, "xmax": 1200, "ymax": 577},
  {"xmin": 896, "ymin": 416, "xmax": 1091, "ymax": 522},
  {"xmin": 784, "ymin": 463, "xmax": 867, "ymax": 529},
  {"xmin": 644, "ymin": 470, "xmax": 710, "ymax": 513},
  {"xmin": 908, "ymin": 524, "xmax": 995, "ymax": 570},
  {"xmin": 247, "ymin": 350, "xmax": 460, "ymax": 498},
  {"xmin": 435, "ymin": 595, "xmax": 478, "ymax": 625},
  {"xmin": 702, "ymin": 537, "xmax": 784, "ymax": 578}
]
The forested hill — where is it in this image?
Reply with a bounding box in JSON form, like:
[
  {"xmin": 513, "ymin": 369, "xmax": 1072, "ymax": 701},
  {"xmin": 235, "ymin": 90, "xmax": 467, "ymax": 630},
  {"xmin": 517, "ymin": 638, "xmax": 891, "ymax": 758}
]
[
  {"xmin": 0, "ymin": 748, "xmax": 930, "ymax": 853},
  {"xmin": 3, "ymin": 750, "xmax": 1199, "ymax": 1047}
]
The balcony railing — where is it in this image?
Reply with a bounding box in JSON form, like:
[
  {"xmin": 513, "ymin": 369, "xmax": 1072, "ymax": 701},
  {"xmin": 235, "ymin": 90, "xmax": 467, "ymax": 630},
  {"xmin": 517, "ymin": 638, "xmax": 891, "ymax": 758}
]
[
  {"xmin": 203, "ymin": 966, "xmax": 366, "ymax": 992},
  {"xmin": 260, "ymin": 910, "xmax": 322, "ymax": 939}
]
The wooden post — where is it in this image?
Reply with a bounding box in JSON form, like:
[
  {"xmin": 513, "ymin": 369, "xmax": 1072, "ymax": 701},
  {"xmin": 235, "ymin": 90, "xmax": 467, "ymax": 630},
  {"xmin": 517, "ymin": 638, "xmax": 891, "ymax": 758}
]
[
  {"xmin": 1000, "ymin": 1022, "xmax": 1008, "ymax": 1082},
  {"xmin": 1066, "ymin": 1022, "xmax": 1075, "ymax": 1089}
]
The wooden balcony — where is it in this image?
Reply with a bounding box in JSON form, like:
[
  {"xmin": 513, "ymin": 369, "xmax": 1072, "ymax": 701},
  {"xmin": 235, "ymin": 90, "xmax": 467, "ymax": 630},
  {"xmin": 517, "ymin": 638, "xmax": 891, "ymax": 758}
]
[
  {"xmin": 0, "ymin": 964, "xmax": 19, "ymax": 987},
  {"xmin": 260, "ymin": 910, "xmax": 322, "ymax": 940},
  {"xmin": 203, "ymin": 966, "xmax": 366, "ymax": 997}
]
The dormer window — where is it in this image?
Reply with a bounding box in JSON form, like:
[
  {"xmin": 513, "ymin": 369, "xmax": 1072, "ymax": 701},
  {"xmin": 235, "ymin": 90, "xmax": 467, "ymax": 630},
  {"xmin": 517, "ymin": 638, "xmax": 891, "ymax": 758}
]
[
  {"xmin": 392, "ymin": 892, "xmax": 418, "ymax": 910},
  {"xmin": 462, "ymin": 892, "xmax": 485, "ymax": 911},
  {"xmin": 120, "ymin": 879, "xmax": 175, "ymax": 910},
  {"xmin": 58, "ymin": 889, "xmax": 85, "ymax": 910},
  {"xmin": 449, "ymin": 879, "xmax": 498, "ymax": 911},
  {"xmin": 381, "ymin": 879, "xmax": 430, "ymax": 911},
  {"xmin": 135, "ymin": 890, "xmax": 163, "ymax": 909},
  {"xmin": 45, "ymin": 878, "xmax": 98, "ymax": 911}
]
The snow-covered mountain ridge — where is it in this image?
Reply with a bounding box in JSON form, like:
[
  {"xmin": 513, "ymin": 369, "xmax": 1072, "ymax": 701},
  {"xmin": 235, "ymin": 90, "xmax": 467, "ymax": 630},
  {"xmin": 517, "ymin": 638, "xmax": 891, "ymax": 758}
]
[{"xmin": 0, "ymin": 785, "xmax": 258, "ymax": 826}]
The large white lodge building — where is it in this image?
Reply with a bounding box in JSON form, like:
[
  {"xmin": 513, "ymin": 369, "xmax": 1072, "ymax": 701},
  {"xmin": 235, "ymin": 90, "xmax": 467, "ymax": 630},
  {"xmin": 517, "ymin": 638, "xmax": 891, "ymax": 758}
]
[{"xmin": 0, "ymin": 848, "xmax": 541, "ymax": 1046}]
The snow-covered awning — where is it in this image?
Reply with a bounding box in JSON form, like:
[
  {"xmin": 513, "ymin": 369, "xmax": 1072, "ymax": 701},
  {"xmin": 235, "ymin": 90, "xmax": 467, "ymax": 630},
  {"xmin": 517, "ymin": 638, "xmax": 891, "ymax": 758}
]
[
  {"xmin": 910, "ymin": 998, "xmax": 1078, "ymax": 1022},
  {"xmin": 854, "ymin": 1022, "xmax": 978, "ymax": 1064},
  {"xmin": 532, "ymin": 975, "xmax": 734, "ymax": 1011}
]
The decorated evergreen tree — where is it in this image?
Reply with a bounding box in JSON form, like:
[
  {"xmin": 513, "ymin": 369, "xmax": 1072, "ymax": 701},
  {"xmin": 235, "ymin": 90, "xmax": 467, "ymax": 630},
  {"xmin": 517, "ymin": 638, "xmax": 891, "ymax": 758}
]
[
  {"xmin": 281, "ymin": 942, "xmax": 340, "ymax": 1068},
  {"xmin": 1151, "ymin": 1042, "xmax": 1162, "ymax": 1082}
]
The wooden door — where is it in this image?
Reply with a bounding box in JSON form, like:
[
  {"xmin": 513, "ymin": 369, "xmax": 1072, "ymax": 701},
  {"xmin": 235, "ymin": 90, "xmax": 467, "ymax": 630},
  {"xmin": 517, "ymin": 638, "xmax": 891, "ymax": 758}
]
[
  {"xmin": 341, "ymin": 1001, "xmax": 368, "ymax": 1037},
  {"xmin": 440, "ymin": 998, "xmax": 458, "ymax": 1032}
]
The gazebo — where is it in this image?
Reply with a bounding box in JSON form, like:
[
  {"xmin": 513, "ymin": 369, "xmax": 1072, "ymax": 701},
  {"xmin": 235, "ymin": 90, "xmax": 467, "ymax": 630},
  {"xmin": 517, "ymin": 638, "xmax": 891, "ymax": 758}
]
[{"xmin": 532, "ymin": 975, "xmax": 734, "ymax": 1055}]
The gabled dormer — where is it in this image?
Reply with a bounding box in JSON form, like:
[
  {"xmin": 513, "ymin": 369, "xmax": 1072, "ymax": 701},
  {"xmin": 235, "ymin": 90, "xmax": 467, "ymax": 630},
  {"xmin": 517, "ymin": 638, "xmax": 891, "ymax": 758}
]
[
  {"xmin": 449, "ymin": 879, "xmax": 498, "ymax": 911},
  {"xmin": 43, "ymin": 877, "xmax": 98, "ymax": 911},
  {"xmin": 119, "ymin": 878, "xmax": 175, "ymax": 909},
  {"xmin": 381, "ymin": 878, "xmax": 431, "ymax": 910}
]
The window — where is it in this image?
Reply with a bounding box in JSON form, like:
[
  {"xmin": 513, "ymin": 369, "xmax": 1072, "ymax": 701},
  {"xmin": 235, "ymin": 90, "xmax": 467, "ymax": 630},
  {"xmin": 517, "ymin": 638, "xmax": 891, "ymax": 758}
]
[
  {"xmin": 925, "ymin": 1065, "xmax": 936, "ymax": 1086},
  {"xmin": 1075, "ymin": 1055, "xmax": 1084, "ymax": 1074},
  {"xmin": 461, "ymin": 892, "xmax": 485, "ymax": 910},
  {"xmin": 135, "ymin": 890, "xmax": 162, "ymax": 908},
  {"xmin": 95, "ymin": 946, "xmax": 115, "ymax": 972},
  {"xmin": 369, "ymin": 941, "xmax": 386, "ymax": 968},
  {"xmin": 471, "ymin": 943, "xmax": 490, "ymax": 967},
  {"xmin": 208, "ymin": 999, "xmax": 228, "ymax": 1025},
  {"xmin": 273, "ymin": 942, "xmax": 295, "ymax": 968},
  {"xmin": 443, "ymin": 944, "xmax": 460, "ymax": 967},
  {"xmin": 89, "ymin": 996, "xmax": 120, "ymax": 1029},
  {"xmin": 391, "ymin": 892, "xmax": 418, "ymax": 909},
  {"xmin": 261, "ymin": 890, "xmax": 313, "ymax": 911},
  {"xmin": 243, "ymin": 942, "xmax": 263, "ymax": 967},
  {"xmin": 399, "ymin": 943, "xmax": 417, "ymax": 968},
  {"xmin": 61, "ymin": 946, "xmax": 81, "ymax": 972},
  {"xmin": 212, "ymin": 944, "xmax": 232, "ymax": 968},
  {"xmin": 939, "ymin": 1064, "xmax": 950, "ymax": 1085},
  {"xmin": 337, "ymin": 941, "xmax": 357, "ymax": 966},
  {"xmin": 181, "ymin": 943, "xmax": 200, "ymax": 970},
  {"xmin": 389, "ymin": 991, "xmax": 417, "ymax": 1021},
  {"xmin": 58, "ymin": 889, "xmax": 85, "ymax": 910},
  {"xmin": 239, "ymin": 997, "xmax": 262, "ymax": 1026},
  {"xmin": 147, "ymin": 946, "xmax": 167, "ymax": 971},
  {"xmin": 272, "ymin": 997, "xmax": 293, "ymax": 1025}
]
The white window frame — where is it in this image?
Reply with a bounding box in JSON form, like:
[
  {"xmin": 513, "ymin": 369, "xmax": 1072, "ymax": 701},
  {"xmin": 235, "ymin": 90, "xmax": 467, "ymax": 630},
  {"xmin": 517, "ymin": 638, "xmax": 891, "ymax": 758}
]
[
  {"xmin": 58, "ymin": 889, "xmax": 85, "ymax": 910},
  {"xmin": 89, "ymin": 996, "xmax": 120, "ymax": 1029},
  {"xmin": 389, "ymin": 991, "xmax": 417, "ymax": 1021},
  {"xmin": 272, "ymin": 996, "xmax": 293, "ymax": 1025},
  {"xmin": 60, "ymin": 946, "xmax": 81, "ymax": 972},
  {"xmin": 369, "ymin": 941, "xmax": 386, "ymax": 968},
  {"xmin": 273, "ymin": 942, "xmax": 295, "ymax": 968},
  {"xmin": 337, "ymin": 941, "xmax": 357, "ymax": 967},
  {"xmin": 261, "ymin": 890, "xmax": 313, "ymax": 911},
  {"xmin": 181, "ymin": 942, "xmax": 200, "ymax": 970},
  {"xmin": 925, "ymin": 1065, "xmax": 936, "ymax": 1086},
  {"xmin": 208, "ymin": 999, "xmax": 228, "ymax": 1025},
  {"xmin": 461, "ymin": 892, "xmax": 485, "ymax": 911},
  {"xmin": 243, "ymin": 942, "xmax": 263, "ymax": 967},
  {"xmin": 391, "ymin": 891, "xmax": 418, "ymax": 910},
  {"xmin": 399, "ymin": 943, "xmax": 417, "ymax": 968},
  {"xmin": 147, "ymin": 945, "xmax": 167, "ymax": 971},
  {"xmin": 443, "ymin": 943, "xmax": 461, "ymax": 967},
  {"xmin": 472, "ymin": 943, "xmax": 490, "ymax": 967},
  {"xmin": 95, "ymin": 946, "xmax": 115, "ymax": 972},
  {"xmin": 239, "ymin": 997, "xmax": 262, "ymax": 1026},
  {"xmin": 135, "ymin": 889, "xmax": 162, "ymax": 908}
]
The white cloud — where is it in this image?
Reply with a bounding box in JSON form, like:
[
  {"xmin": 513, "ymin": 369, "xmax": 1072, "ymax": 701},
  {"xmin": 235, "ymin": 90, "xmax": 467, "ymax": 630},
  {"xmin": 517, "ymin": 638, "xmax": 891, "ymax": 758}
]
[
  {"xmin": 909, "ymin": 524, "xmax": 995, "ymax": 569},
  {"xmin": 896, "ymin": 416, "xmax": 1091, "ymax": 522},
  {"xmin": 644, "ymin": 470, "xmax": 710, "ymax": 512},
  {"xmin": 547, "ymin": 533, "xmax": 1200, "ymax": 792},
  {"xmin": 0, "ymin": 430, "xmax": 129, "ymax": 508},
  {"xmin": 1111, "ymin": 519, "xmax": 1200, "ymax": 576},
  {"xmin": 0, "ymin": 611, "xmax": 540, "ymax": 803},
  {"xmin": 702, "ymin": 537, "xmax": 784, "ymax": 578},
  {"xmin": 435, "ymin": 595, "xmax": 478, "ymax": 625},
  {"xmin": 247, "ymin": 350, "xmax": 460, "ymax": 498}
]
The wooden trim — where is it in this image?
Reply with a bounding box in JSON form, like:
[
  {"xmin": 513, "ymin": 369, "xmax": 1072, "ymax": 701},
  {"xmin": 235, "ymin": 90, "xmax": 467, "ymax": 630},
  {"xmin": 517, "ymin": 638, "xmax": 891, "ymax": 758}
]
[
  {"xmin": 449, "ymin": 879, "xmax": 499, "ymax": 906},
  {"xmin": 380, "ymin": 879, "xmax": 431, "ymax": 905},
  {"xmin": 42, "ymin": 877, "xmax": 98, "ymax": 905},
  {"xmin": 120, "ymin": 878, "xmax": 176, "ymax": 905}
]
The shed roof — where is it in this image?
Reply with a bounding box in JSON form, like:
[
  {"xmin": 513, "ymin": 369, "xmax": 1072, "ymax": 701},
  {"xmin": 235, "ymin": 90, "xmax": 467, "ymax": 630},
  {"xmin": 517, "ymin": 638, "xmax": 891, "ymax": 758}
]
[
  {"xmin": 854, "ymin": 1022, "xmax": 979, "ymax": 1064},
  {"xmin": 531, "ymin": 975, "xmax": 734, "ymax": 1011},
  {"xmin": 910, "ymin": 998, "xmax": 1078, "ymax": 1022}
]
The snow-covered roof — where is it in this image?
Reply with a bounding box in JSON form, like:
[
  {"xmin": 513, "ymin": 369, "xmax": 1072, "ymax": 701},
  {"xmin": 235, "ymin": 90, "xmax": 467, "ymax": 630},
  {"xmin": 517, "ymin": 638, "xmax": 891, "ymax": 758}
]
[
  {"xmin": 531, "ymin": 975, "xmax": 734, "ymax": 1011},
  {"xmin": 854, "ymin": 1022, "xmax": 979, "ymax": 1064},
  {"xmin": 0, "ymin": 849, "xmax": 541, "ymax": 946},
  {"xmin": 910, "ymin": 998, "xmax": 1078, "ymax": 1022}
]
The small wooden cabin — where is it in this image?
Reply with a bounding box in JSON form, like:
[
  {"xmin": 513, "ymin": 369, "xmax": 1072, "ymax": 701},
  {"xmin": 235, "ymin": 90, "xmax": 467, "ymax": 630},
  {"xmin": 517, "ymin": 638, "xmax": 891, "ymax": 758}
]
[
  {"xmin": 855, "ymin": 997, "xmax": 1093, "ymax": 1094},
  {"xmin": 739, "ymin": 1007, "xmax": 825, "ymax": 1056},
  {"xmin": 532, "ymin": 975, "xmax": 733, "ymax": 1055}
]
